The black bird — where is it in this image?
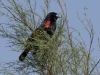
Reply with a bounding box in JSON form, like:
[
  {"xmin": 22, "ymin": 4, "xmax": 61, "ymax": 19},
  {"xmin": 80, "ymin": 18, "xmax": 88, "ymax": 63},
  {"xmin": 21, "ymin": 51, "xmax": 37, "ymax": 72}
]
[{"xmin": 19, "ymin": 12, "xmax": 59, "ymax": 61}]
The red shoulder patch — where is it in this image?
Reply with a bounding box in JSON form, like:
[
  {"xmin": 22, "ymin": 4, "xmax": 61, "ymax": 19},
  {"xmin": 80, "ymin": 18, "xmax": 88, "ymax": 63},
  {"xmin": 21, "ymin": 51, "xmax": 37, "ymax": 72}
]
[{"xmin": 43, "ymin": 20, "xmax": 50, "ymax": 28}]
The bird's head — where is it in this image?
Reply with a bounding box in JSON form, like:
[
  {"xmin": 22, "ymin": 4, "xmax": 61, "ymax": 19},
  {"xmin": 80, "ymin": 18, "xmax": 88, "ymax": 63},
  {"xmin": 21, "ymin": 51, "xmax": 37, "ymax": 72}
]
[{"xmin": 44, "ymin": 12, "xmax": 60, "ymax": 22}]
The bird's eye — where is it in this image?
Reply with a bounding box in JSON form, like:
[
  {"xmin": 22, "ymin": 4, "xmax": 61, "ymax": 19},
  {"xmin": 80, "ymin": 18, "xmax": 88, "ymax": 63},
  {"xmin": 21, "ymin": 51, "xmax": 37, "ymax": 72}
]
[{"xmin": 54, "ymin": 13, "xmax": 56, "ymax": 16}]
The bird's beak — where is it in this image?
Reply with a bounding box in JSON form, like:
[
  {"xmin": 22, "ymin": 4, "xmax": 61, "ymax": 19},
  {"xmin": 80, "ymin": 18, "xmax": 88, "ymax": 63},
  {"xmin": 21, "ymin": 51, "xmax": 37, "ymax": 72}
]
[{"xmin": 56, "ymin": 13, "xmax": 60, "ymax": 18}]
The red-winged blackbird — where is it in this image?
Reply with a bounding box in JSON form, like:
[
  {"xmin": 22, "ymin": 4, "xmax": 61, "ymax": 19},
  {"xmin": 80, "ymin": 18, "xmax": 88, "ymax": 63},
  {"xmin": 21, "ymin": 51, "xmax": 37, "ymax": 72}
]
[{"xmin": 19, "ymin": 12, "xmax": 59, "ymax": 61}]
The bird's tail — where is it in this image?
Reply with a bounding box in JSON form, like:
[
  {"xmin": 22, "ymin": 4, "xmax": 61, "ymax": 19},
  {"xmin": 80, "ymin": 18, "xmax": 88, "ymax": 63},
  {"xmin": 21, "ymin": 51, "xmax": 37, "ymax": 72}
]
[{"xmin": 19, "ymin": 49, "xmax": 29, "ymax": 61}]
